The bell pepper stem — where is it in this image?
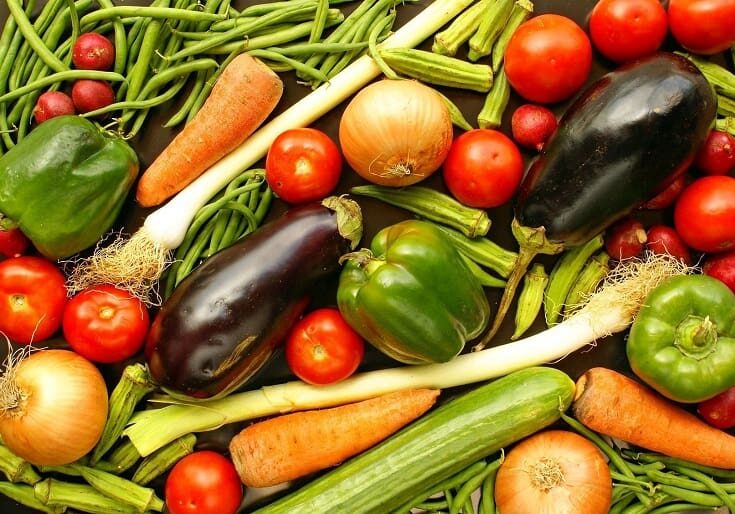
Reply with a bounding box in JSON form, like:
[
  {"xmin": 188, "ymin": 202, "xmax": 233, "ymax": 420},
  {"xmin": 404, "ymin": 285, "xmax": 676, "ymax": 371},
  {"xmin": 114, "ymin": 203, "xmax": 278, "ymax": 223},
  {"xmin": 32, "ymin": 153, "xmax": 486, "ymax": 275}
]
[{"xmin": 674, "ymin": 315, "xmax": 718, "ymax": 358}]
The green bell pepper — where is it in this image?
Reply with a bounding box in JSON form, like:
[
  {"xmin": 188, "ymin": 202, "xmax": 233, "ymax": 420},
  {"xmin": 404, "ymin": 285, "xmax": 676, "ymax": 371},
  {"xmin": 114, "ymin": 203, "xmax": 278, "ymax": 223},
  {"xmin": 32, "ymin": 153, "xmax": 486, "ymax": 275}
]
[
  {"xmin": 627, "ymin": 274, "xmax": 735, "ymax": 403},
  {"xmin": 337, "ymin": 219, "xmax": 491, "ymax": 364},
  {"xmin": 0, "ymin": 115, "xmax": 139, "ymax": 260}
]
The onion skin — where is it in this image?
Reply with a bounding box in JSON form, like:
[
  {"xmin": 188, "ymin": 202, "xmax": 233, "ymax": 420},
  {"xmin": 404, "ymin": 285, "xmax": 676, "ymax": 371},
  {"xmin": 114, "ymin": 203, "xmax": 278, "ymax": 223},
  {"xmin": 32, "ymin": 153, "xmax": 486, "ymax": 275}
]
[
  {"xmin": 495, "ymin": 430, "xmax": 612, "ymax": 514},
  {"xmin": 0, "ymin": 349, "xmax": 109, "ymax": 466},
  {"xmin": 339, "ymin": 79, "xmax": 453, "ymax": 187}
]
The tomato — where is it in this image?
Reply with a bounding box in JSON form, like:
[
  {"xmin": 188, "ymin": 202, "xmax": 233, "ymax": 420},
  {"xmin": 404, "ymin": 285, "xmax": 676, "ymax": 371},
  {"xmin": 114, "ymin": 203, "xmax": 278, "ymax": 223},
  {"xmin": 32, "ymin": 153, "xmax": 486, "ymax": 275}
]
[
  {"xmin": 695, "ymin": 130, "xmax": 735, "ymax": 176},
  {"xmin": 0, "ymin": 223, "xmax": 30, "ymax": 259},
  {"xmin": 698, "ymin": 386, "xmax": 735, "ymax": 429},
  {"xmin": 265, "ymin": 128, "xmax": 342, "ymax": 204},
  {"xmin": 0, "ymin": 256, "xmax": 67, "ymax": 344},
  {"xmin": 674, "ymin": 175, "xmax": 735, "ymax": 253},
  {"xmin": 442, "ymin": 129, "xmax": 523, "ymax": 208},
  {"xmin": 165, "ymin": 451, "xmax": 243, "ymax": 514},
  {"xmin": 588, "ymin": 0, "xmax": 668, "ymax": 63},
  {"xmin": 668, "ymin": 0, "xmax": 735, "ymax": 55},
  {"xmin": 62, "ymin": 284, "xmax": 149, "ymax": 363},
  {"xmin": 504, "ymin": 14, "xmax": 593, "ymax": 104},
  {"xmin": 285, "ymin": 308, "xmax": 364, "ymax": 385}
]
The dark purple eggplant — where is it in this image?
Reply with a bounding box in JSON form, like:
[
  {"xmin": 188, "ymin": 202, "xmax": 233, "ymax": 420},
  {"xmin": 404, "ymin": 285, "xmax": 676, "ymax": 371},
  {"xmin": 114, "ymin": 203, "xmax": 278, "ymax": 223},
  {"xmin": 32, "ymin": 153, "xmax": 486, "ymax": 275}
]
[
  {"xmin": 145, "ymin": 196, "xmax": 362, "ymax": 399},
  {"xmin": 475, "ymin": 52, "xmax": 717, "ymax": 349}
]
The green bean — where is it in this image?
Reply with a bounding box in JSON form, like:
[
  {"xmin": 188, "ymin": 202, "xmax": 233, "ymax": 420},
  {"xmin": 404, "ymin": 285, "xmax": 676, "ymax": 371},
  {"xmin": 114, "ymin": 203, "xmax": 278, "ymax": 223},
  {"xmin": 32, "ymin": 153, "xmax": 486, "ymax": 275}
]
[
  {"xmin": 451, "ymin": 459, "xmax": 502, "ymax": 514},
  {"xmin": 445, "ymin": 490, "xmax": 455, "ymax": 513},
  {"xmin": 164, "ymin": 69, "xmax": 207, "ymax": 127},
  {"xmin": 97, "ymin": 0, "xmax": 128, "ymax": 75},
  {"xmin": 186, "ymin": 67, "xmax": 216, "ymax": 124},
  {"xmin": 16, "ymin": 97, "xmax": 34, "ymax": 141},
  {"xmin": 609, "ymin": 494, "xmax": 638, "ymax": 514},
  {"xmin": 248, "ymin": 49, "xmax": 329, "ymax": 82},
  {"xmin": 0, "ymin": 15, "xmax": 19, "ymax": 92},
  {"xmin": 368, "ymin": 12, "xmax": 398, "ymax": 79},
  {"xmin": 195, "ymin": 0, "xmax": 225, "ymax": 32},
  {"xmin": 271, "ymin": 41, "xmax": 371, "ymax": 56},
  {"xmin": 648, "ymin": 504, "xmax": 717, "ymax": 514},
  {"xmin": 478, "ymin": 456, "xmax": 499, "ymax": 514},
  {"xmin": 655, "ymin": 485, "xmax": 724, "ymax": 507},
  {"xmin": 81, "ymin": 6, "xmax": 225, "ymax": 26},
  {"xmin": 65, "ymin": 0, "xmax": 81, "ymax": 51},
  {"xmin": 309, "ymin": 0, "xmax": 330, "ymax": 43},
  {"xmin": 176, "ymin": 222, "xmax": 218, "ymax": 283},
  {"xmin": 34, "ymin": 0, "xmax": 65, "ymax": 35},
  {"xmin": 7, "ymin": 0, "xmax": 68, "ymax": 73},
  {"xmin": 416, "ymin": 499, "xmax": 450, "ymax": 511},
  {"xmin": 0, "ymin": 70, "xmax": 125, "ymax": 104},
  {"xmin": 206, "ymin": 210, "xmax": 231, "ymax": 257},
  {"xmin": 627, "ymin": 451, "xmax": 735, "ymax": 480},
  {"xmin": 125, "ymin": 20, "xmax": 163, "ymax": 102},
  {"xmin": 211, "ymin": 0, "xmax": 317, "ymax": 31},
  {"xmin": 138, "ymin": 58, "xmax": 218, "ymax": 101},
  {"xmin": 668, "ymin": 465, "xmax": 735, "ymax": 512},
  {"xmin": 0, "ymin": 104, "xmax": 16, "ymax": 151},
  {"xmin": 512, "ymin": 262, "xmax": 548, "ymax": 339}
]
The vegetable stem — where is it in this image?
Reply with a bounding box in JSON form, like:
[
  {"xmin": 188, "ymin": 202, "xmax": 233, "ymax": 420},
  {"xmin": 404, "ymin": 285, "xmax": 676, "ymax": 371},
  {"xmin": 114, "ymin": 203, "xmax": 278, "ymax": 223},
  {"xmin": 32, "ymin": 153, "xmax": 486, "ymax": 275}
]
[{"xmin": 0, "ymin": 444, "xmax": 41, "ymax": 485}]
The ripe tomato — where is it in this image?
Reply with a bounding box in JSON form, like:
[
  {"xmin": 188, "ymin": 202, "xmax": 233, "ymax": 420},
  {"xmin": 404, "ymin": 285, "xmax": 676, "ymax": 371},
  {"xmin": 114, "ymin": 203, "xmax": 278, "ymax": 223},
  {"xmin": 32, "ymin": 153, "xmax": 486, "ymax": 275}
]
[
  {"xmin": 698, "ymin": 386, "xmax": 735, "ymax": 429},
  {"xmin": 265, "ymin": 128, "xmax": 342, "ymax": 204},
  {"xmin": 442, "ymin": 129, "xmax": 523, "ymax": 208},
  {"xmin": 695, "ymin": 130, "xmax": 735, "ymax": 176},
  {"xmin": 504, "ymin": 14, "xmax": 592, "ymax": 104},
  {"xmin": 0, "ymin": 256, "xmax": 67, "ymax": 344},
  {"xmin": 62, "ymin": 284, "xmax": 149, "ymax": 363},
  {"xmin": 674, "ymin": 175, "xmax": 735, "ymax": 253},
  {"xmin": 589, "ymin": 0, "xmax": 668, "ymax": 63},
  {"xmin": 165, "ymin": 451, "xmax": 243, "ymax": 514},
  {"xmin": 668, "ymin": 0, "xmax": 735, "ymax": 55},
  {"xmin": 285, "ymin": 308, "xmax": 364, "ymax": 385}
]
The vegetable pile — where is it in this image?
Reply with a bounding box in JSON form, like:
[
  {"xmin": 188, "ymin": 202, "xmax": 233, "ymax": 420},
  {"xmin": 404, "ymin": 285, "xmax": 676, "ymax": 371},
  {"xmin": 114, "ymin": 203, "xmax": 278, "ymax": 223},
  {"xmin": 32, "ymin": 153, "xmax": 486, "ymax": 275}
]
[{"xmin": 0, "ymin": 0, "xmax": 735, "ymax": 513}]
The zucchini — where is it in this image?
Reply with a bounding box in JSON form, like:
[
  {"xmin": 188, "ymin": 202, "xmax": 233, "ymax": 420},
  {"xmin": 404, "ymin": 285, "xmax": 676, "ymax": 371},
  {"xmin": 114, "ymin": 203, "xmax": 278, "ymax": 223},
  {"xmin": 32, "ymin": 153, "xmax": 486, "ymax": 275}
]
[{"xmin": 253, "ymin": 366, "xmax": 574, "ymax": 513}]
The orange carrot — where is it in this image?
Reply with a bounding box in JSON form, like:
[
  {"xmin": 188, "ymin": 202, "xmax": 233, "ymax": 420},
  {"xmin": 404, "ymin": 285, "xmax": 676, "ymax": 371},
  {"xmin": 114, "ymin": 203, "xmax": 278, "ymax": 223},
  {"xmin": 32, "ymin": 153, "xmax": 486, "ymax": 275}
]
[
  {"xmin": 228, "ymin": 388, "xmax": 440, "ymax": 487},
  {"xmin": 573, "ymin": 367, "xmax": 735, "ymax": 469},
  {"xmin": 135, "ymin": 54, "xmax": 283, "ymax": 207}
]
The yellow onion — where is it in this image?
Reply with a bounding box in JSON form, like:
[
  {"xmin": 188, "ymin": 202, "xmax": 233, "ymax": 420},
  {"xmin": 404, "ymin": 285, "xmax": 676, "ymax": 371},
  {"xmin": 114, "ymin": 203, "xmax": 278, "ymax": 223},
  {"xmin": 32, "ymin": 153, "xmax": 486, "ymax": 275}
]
[
  {"xmin": 0, "ymin": 348, "xmax": 108, "ymax": 465},
  {"xmin": 495, "ymin": 430, "xmax": 612, "ymax": 514},
  {"xmin": 339, "ymin": 79, "xmax": 453, "ymax": 187}
]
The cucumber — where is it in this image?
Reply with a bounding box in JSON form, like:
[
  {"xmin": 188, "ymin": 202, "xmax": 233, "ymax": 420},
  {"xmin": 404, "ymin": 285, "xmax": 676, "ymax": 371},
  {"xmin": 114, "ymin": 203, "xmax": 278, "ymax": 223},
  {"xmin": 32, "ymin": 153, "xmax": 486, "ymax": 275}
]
[{"xmin": 253, "ymin": 366, "xmax": 575, "ymax": 514}]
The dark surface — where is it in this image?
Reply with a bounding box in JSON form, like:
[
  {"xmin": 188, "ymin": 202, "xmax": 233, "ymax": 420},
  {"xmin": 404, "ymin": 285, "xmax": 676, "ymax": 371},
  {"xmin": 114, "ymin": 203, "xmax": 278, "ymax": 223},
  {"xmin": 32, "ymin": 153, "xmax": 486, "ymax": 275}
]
[{"xmin": 0, "ymin": 0, "xmax": 732, "ymax": 512}]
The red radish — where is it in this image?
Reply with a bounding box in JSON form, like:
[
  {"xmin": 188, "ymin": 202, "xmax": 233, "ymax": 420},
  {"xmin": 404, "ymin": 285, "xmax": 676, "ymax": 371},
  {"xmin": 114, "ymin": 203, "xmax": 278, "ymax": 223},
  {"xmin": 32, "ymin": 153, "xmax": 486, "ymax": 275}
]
[
  {"xmin": 72, "ymin": 33, "xmax": 115, "ymax": 71},
  {"xmin": 703, "ymin": 249, "xmax": 735, "ymax": 293},
  {"xmin": 695, "ymin": 130, "xmax": 735, "ymax": 176},
  {"xmin": 510, "ymin": 104, "xmax": 557, "ymax": 151},
  {"xmin": 32, "ymin": 91, "xmax": 75, "ymax": 123},
  {"xmin": 71, "ymin": 80, "xmax": 115, "ymax": 114},
  {"xmin": 699, "ymin": 386, "xmax": 735, "ymax": 430},
  {"xmin": 640, "ymin": 174, "xmax": 687, "ymax": 210},
  {"xmin": 645, "ymin": 224, "xmax": 692, "ymax": 265},
  {"xmin": 0, "ymin": 222, "xmax": 30, "ymax": 259},
  {"xmin": 605, "ymin": 217, "xmax": 646, "ymax": 260}
]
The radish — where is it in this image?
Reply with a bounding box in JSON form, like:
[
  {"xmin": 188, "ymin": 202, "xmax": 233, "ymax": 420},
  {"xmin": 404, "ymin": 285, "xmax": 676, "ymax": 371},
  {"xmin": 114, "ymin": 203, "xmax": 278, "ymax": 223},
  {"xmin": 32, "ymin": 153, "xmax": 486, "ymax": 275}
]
[
  {"xmin": 71, "ymin": 80, "xmax": 115, "ymax": 114},
  {"xmin": 703, "ymin": 249, "xmax": 735, "ymax": 293},
  {"xmin": 695, "ymin": 130, "xmax": 735, "ymax": 176},
  {"xmin": 510, "ymin": 104, "xmax": 557, "ymax": 151},
  {"xmin": 72, "ymin": 33, "xmax": 115, "ymax": 71},
  {"xmin": 32, "ymin": 91, "xmax": 75, "ymax": 123},
  {"xmin": 645, "ymin": 224, "xmax": 692, "ymax": 265},
  {"xmin": 605, "ymin": 217, "xmax": 646, "ymax": 261}
]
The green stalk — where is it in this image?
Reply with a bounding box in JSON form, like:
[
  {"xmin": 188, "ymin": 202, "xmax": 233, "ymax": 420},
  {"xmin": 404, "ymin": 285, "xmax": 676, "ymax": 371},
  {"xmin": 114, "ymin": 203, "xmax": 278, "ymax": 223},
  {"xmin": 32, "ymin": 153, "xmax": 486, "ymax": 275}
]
[
  {"xmin": 563, "ymin": 251, "xmax": 610, "ymax": 317},
  {"xmin": 34, "ymin": 479, "xmax": 138, "ymax": 514},
  {"xmin": 0, "ymin": 444, "xmax": 41, "ymax": 485},
  {"xmin": 477, "ymin": 66, "xmax": 510, "ymax": 129},
  {"xmin": 434, "ymin": 224, "xmax": 518, "ymax": 278},
  {"xmin": 467, "ymin": 0, "xmax": 514, "ymax": 62},
  {"xmin": 459, "ymin": 253, "xmax": 507, "ymax": 289}
]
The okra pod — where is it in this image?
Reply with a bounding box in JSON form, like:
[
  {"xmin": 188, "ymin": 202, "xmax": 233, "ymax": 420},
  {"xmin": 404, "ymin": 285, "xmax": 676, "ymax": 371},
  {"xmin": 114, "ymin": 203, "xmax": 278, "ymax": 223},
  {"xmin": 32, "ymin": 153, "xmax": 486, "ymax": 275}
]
[
  {"xmin": 132, "ymin": 433, "xmax": 196, "ymax": 485},
  {"xmin": 350, "ymin": 185, "xmax": 491, "ymax": 238},
  {"xmin": 0, "ymin": 482, "xmax": 62, "ymax": 514},
  {"xmin": 432, "ymin": 0, "xmax": 491, "ymax": 56},
  {"xmin": 91, "ymin": 364, "xmax": 156, "ymax": 464},
  {"xmin": 478, "ymin": 66, "xmax": 510, "ymax": 129},
  {"xmin": 544, "ymin": 234, "xmax": 605, "ymax": 326},
  {"xmin": 435, "ymin": 89, "xmax": 474, "ymax": 131},
  {"xmin": 459, "ymin": 253, "xmax": 507, "ymax": 289},
  {"xmin": 719, "ymin": 95, "xmax": 735, "ymax": 117},
  {"xmin": 97, "ymin": 439, "xmax": 142, "ymax": 475},
  {"xmin": 36, "ymin": 464, "xmax": 82, "ymax": 477},
  {"xmin": 717, "ymin": 116, "xmax": 735, "ymax": 135},
  {"xmin": 467, "ymin": 0, "xmax": 514, "ymax": 62},
  {"xmin": 512, "ymin": 263, "xmax": 548, "ymax": 340},
  {"xmin": 34, "ymin": 479, "xmax": 138, "ymax": 514},
  {"xmin": 379, "ymin": 47, "xmax": 493, "ymax": 92},
  {"xmin": 434, "ymin": 224, "xmax": 518, "ymax": 278},
  {"xmin": 75, "ymin": 465, "xmax": 164, "ymax": 512},
  {"xmin": 563, "ymin": 252, "xmax": 610, "ymax": 317},
  {"xmin": 0, "ymin": 444, "xmax": 41, "ymax": 485},
  {"xmin": 491, "ymin": 0, "xmax": 533, "ymax": 71}
]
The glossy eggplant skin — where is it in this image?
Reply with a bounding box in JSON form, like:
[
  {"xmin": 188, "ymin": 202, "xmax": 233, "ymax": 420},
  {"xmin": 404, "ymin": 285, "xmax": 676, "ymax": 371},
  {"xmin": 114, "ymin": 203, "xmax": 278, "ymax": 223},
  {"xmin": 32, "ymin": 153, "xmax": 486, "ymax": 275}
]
[
  {"xmin": 146, "ymin": 200, "xmax": 356, "ymax": 399},
  {"xmin": 516, "ymin": 52, "xmax": 716, "ymax": 247}
]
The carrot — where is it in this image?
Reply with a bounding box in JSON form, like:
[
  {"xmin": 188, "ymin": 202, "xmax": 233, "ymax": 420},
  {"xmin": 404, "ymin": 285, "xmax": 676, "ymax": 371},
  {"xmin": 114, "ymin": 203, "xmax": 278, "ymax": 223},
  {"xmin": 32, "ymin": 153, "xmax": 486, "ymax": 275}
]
[
  {"xmin": 572, "ymin": 367, "xmax": 735, "ymax": 469},
  {"xmin": 228, "ymin": 388, "xmax": 440, "ymax": 487},
  {"xmin": 135, "ymin": 54, "xmax": 283, "ymax": 207}
]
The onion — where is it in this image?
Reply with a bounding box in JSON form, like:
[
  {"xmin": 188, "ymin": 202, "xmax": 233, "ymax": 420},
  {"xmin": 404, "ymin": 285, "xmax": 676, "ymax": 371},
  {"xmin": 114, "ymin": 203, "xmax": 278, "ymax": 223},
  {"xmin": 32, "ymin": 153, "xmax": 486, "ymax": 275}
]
[
  {"xmin": 0, "ymin": 348, "xmax": 109, "ymax": 465},
  {"xmin": 495, "ymin": 430, "xmax": 612, "ymax": 514},
  {"xmin": 339, "ymin": 79, "xmax": 453, "ymax": 187}
]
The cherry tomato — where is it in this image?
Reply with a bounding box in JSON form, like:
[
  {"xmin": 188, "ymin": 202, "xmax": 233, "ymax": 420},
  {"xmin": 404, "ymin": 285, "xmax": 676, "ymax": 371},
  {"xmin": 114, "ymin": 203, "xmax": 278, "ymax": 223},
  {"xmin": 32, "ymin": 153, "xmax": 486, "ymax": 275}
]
[
  {"xmin": 285, "ymin": 308, "xmax": 364, "ymax": 385},
  {"xmin": 0, "ymin": 256, "xmax": 67, "ymax": 344},
  {"xmin": 674, "ymin": 175, "xmax": 735, "ymax": 253},
  {"xmin": 703, "ymin": 249, "xmax": 735, "ymax": 293},
  {"xmin": 442, "ymin": 129, "xmax": 524, "ymax": 208},
  {"xmin": 695, "ymin": 130, "xmax": 735, "ymax": 176},
  {"xmin": 605, "ymin": 218, "xmax": 646, "ymax": 261},
  {"xmin": 0, "ymin": 222, "xmax": 30, "ymax": 259},
  {"xmin": 165, "ymin": 451, "xmax": 243, "ymax": 514},
  {"xmin": 668, "ymin": 0, "xmax": 735, "ymax": 55},
  {"xmin": 698, "ymin": 386, "xmax": 735, "ymax": 429},
  {"xmin": 645, "ymin": 224, "xmax": 693, "ymax": 265},
  {"xmin": 265, "ymin": 128, "xmax": 342, "ymax": 204},
  {"xmin": 639, "ymin": 174, "xmax": 688, "ymax": 210},
  {"xmin": 504, "ymin": 14, "xmax": 593, "ymax": 104},
  {"xmin": 588, "ymin": 0, "xmax": 668, "ymax": 63},
  {"xmin": 62, "ymin": 284, "xmax": 149, "ymax": 363}
]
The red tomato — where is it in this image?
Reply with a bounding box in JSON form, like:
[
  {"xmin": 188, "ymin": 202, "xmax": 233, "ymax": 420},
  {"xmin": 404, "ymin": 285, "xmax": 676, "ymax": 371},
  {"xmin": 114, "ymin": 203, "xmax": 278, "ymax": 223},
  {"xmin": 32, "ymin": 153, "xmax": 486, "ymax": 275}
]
[
  {"xmin": 695, "ymin": 130, "xmax": 735, "ymax": 176},
  {"xmin": 504, "ymin": 14, "xmax": 593, "ymax": 104},
  {"xmin": 265, "ymin": 128, "xmax": 342, "ymax": 204},
  {"xmin": 285, "ymin": 308, "xmax": 364, "ymax": 385},
  {"xmin": 674, "ymin": 175, "xmax": 735, "ymax": 253},
  {"xmin": 165, "ymin": 451, "xmax": 243, "ymax": 514},
  {"xmin": 442, "ymin": 129, "xmax": 523, "ymax": 209},
  {"xmin": 668, "ymin": 0, "xmax": 735, "ymax": 55},
  {"xmin": 698, "ymin": 386, "xmax": 735, "ymax": 429},
  {"xmin": 62, "ymin": 284, "xmax": 149, "ymax": 363},
  {"xmin": 589, "ymin": 0, "xmax": 668, "ymax": 63},
  {"xmin": 0, "ymin": 256, "xmax": 67, "ymax": 344},
  {"xmin": 0, "ymin": 224, "xmax": 30, "ymax": 259},
  {"xmin": 645, "ymin": 224, "xmax": 693, "ymax": 265}
]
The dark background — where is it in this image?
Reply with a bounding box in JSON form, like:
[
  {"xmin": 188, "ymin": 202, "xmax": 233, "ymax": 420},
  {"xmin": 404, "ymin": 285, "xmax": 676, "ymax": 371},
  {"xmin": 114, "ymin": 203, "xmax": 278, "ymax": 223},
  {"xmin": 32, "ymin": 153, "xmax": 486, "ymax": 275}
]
[{"xmin": 0, "ymin": 0, "xmax": 731, "ymax": 512}]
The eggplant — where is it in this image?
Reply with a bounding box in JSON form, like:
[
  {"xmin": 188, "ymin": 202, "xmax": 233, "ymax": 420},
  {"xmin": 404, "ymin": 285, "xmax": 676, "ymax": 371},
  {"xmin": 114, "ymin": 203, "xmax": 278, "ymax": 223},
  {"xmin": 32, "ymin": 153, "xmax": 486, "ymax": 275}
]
[
  {"xmin": 475, "ymin": 52, "xmax": 717, "ymax": 349},
  {"xmin": 146, "ymin": 196, "xmax": 363, "ymax": 399}
]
